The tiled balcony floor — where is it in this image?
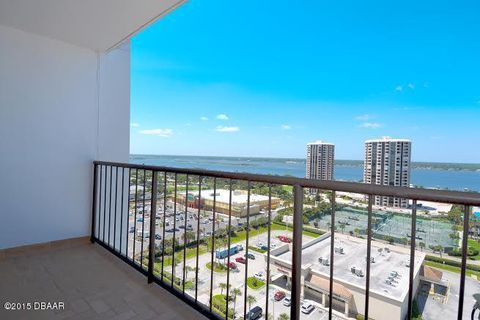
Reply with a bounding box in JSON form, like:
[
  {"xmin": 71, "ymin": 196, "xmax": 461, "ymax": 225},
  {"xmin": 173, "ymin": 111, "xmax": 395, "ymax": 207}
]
[{"xmin": 0, "ymin": 238, "xmax": 208, "ymax": 320}]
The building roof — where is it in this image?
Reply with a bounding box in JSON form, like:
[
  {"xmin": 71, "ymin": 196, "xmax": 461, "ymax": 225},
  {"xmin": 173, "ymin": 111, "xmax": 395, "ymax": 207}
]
[
  {"xmin": 420, "ymin": 265, "xmax": 443, "ymax": 283},
  {"xmin": 307, "ymin": 140, "xmax": 334, "ymax": 146},
  {"xmin": 365, "ymin": 136, "xmax": 411, "ymax": 143},
  {"xmin": 188, "ymin": 189, "xmax": 278, "ymax": 205},
  {"xmin": 275, "ymin": 234, "xmax": 425, "ymax": 301},
  {"xmin": 306, "ymin": 274, "xmax": 353, "ymax": 300}
]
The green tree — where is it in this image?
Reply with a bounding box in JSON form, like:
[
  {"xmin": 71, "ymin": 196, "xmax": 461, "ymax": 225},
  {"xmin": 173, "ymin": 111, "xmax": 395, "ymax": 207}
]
[
  {"xmin": 279, "ymin": 313, "xmax": 290, "ymax": 320},
  {"xmin": 231, "ymin": 288, "xmax": 242, "ymax": 312},
  {"xmin": 219, "ymin": 283, "xmax": 227, "ymax": 296},
  {"xmin": 419, "ymin": 242, "xmax": 426, "ymax": 251},
  {"xmin": 247, "ymin": 295, "xmax": 257, "ymax": 312}
]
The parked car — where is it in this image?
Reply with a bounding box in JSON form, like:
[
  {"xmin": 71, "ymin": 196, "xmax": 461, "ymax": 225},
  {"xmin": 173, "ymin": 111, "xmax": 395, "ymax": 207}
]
[
  {"xmin": 278, "ymin": 235, "xmax": 291, "ymax": 243},
  {"xmin": 136, "ymin": 217, "xmax": 143, "ymax": 222},
  {"xmin": 274, "ymin": 291, "xmax": 286, "ymax": 301},
  {"xmin": 283, "ymin": 297, "xmax": 291, "ymax": 307},
  {"xmin": 227, "ymin": 262, "xmax": 237, "ymax": 269},
  {"xmin": 244, "ymin": 253, "xmax": 255, "ymax": 260},
  {"xmin": 246, "ymin": 306, "xmax": 262, "ymax": 320},
  {"xmin": 155, "ymin": 234, "xmax": 162, "ymax": 240},
  {"xmin": 301, "ymin": 301, "xmax": 315, "ymax": 314},
  {"xmin": 235, "ymin": 257, "xmax": 246, "ymax": 264},
  {"xmin": 129, "ymin": 227, "xmax": 135, "ymax": 233},
  {"xmin": 254, "ymin": 272, "xmax": 265, "ymax": 281}
]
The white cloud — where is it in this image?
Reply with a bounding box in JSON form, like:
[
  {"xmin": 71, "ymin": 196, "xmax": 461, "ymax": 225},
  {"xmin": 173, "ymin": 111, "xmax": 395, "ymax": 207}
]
[
  {"xmin": 200, "ymin": 116, "xmax": 209, "ymax": 121},
  {"xmin": 130, "ymin": 122, "xmax": 140, "ymax": 127},
  {"xmin": 355, "ymin": 114, "xmax": 372, "ymax": 121},
  {"xmin": 407, "ymin": 83, "xmax": 415, "ymax": 89},
  {"xmin": 215, "ymin": 126, "xmax": 239, "ymax": 132},
  {"xmin": 395, "ymin": 85, "xmax": 403, "ymax": 92},
  {"xmin": 216, "ymin": 114, "xmax": 229, "ymax": 120},
  {"xmin": 281, "ymin": 124, "xmax": 291, "ymax": 130},
  {"xmin": 139, "ymin": 128, "xmax": 173, "ymax": 137},
  {"xmin": 359, "ymin": 122, "xmax": 382, "ymax": 129}
]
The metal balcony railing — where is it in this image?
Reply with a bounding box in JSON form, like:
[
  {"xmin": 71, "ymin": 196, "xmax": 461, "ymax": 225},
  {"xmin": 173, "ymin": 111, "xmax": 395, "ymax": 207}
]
[{"xmin": 90, "ymin": 161, "xmax": 480, "ymax": 320}]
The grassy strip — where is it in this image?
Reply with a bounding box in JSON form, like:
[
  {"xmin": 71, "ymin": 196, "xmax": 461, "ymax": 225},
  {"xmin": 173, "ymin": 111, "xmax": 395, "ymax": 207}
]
[
  {"xmin": 211, "ymin": 294, "xmax": 234, "ymax": 319},
  {"xmin": 206, "ymin": 262, "xmax": 228, "ymax": 273},
  {"xmin": 271, "ymin": 222, "xmax": 323, "ymax": 238},
  {"xmin": 247, "ymin": 276, "xmax": 265, "ymax": 289},
  {"xmin": 425, "ymin": 254, "xmax": 480, "ymax": 272},
  {"xmin": 248, "ymin": 246, "xmax": 267, "ymax": 254},
  {"xmin": 425, "ymin": 261, "xmax": 480, "ymax": 278}
]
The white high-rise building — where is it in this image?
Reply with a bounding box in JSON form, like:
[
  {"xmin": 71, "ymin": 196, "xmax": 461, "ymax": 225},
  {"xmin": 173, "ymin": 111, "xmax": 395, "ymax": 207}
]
[
  {"xmin": 306, "ymin": 141, "xmax": 335, "ymax": 182},
  {"xmin": 364, "ymin": 137, "xmax": 412, "ymax": 208}
]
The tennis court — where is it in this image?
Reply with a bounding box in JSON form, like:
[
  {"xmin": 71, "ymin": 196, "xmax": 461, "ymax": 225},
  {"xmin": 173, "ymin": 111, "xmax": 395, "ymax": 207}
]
[{"xmin": 315, "ymin": 207, "xmax": 457, "ymax": 248}]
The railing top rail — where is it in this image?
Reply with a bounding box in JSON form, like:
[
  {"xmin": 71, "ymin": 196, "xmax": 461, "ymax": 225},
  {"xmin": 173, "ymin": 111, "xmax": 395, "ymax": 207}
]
[{"xmin": 93, "ymin": 160, "xmax": 480, "ymax": 206}]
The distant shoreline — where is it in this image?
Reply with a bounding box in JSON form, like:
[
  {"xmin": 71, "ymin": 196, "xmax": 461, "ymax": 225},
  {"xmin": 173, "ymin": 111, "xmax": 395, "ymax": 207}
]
[{"xmin": 130, "ymin": 154, "xmax": 480, "ymax": 172}]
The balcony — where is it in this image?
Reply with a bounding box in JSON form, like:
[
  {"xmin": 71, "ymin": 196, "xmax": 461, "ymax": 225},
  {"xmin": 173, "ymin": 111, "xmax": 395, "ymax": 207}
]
[
  {"xmin": 85, "ymin": 161, "xmax": 479, "ymax": 320},
  {"xmin": 1, "ymin": 2, "xmax": 479, "ymax": 320}
]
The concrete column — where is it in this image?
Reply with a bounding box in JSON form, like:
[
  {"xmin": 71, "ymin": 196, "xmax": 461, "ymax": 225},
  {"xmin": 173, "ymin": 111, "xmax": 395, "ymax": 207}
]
[
  {"xmin": 345, "ymin": 301, "xmax": 349, "ymax": 317},
  {"xmin": 322, "ymin": 293, "xmax": 326, "ymax": 306}
]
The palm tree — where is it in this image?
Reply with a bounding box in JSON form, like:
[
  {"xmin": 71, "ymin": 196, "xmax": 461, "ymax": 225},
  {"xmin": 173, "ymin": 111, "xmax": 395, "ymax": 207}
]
[
  {"xmin": 419, "ymin": 242, "xmax": 426, "ymax": 251},
  {"xmin": 185, "ymin": 265, "xmax": 197, "ymax": 281},
  {"xmin": 219, "ymin": 282, "xmax": 227, "ymax": 296},
  {"xmin": 279, "ymin": 313, "xmax": 290, "ymax": 320},
  {"xmin": 231, "ymin": 288, "xmax": 242, "ymax": 312},
  {"xmin": 247, "ymin": 295, "xmax": 256, "ymax": 313},
  {"xmin": 339, "ymin": 223, "xmax": 346, "ymax": 234}
]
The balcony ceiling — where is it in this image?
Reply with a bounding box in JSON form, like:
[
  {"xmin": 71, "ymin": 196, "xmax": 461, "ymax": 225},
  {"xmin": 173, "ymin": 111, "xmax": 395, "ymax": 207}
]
[{"xmin": 0, "ymin": 0, "xmax": 185, "ymax": 52}]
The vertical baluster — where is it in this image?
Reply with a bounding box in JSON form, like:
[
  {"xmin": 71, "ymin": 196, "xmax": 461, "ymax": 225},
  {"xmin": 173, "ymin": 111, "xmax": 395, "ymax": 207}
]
[
  {"xmin": 265, "ymin": 184, "xmax": 272, "ymax": 319},
  {"xmin": 97, "ymin": 165, "xmax": 103, "ymax": 241},
  {"xmin": 133, "ymin": 169, "xmax": 139, "ymax": 263},
  {"xmin": 407, "ymin": 199, "xmax": 417, "ymax": 319},
  {"xmin": 161, "ymin": 172, "xmax": 167, "ymax": 281},
  {"xmin": 290, "ymin": 185, "xmax": 303, "ymax": 320},
  {"xmin": 140, "ymin": 169, "xmax": 146, "ymax": 268},
  {"xmin": 108, "ymin": 165, "xmax": 113, "ymax": 246},
  {"xmin": 103, "ymin": 165, "xmax": 107, "ymax": 243},
  {"xmin": 113, "ymin": 167, "xmax": 118, "ymax": 249},
  {"xmin": 195, "ymin": 177, "xmax": 202, "ymax": 303},
  {"xmin": 172, "ymin": 173, "xmax": 178, "ymax": 288},
  {"xmin": 364, "ymin": 195, "xmax": 373, "ymax": 320},
  {"xmin": 328, "ymin": 191, "xmax": 336, "ymax": 320},
  {"xmin": 182, "ymin": 174, "xmax": 189, "ymax": 294},
  {"xmin": 243, "ymin": 181, "xmax": 252, "ymax": 320},
  {"xmin": 148, "ymin": 171, "xmax": 158, "ymax": 283},
  {"xmin": 90, "ymin": 164, "xmax": 98, "ymax": 243},
  {"xmin": 458, "ymin": 205, "xmax": 471, "ymax": 320},
  {"xmin": 225, "ymin": 179, "xmax": 233, "ymax": 319},
  {"xmin": 119, "ymin": 168, "xmax": 125, "ymax": 255},
  {"xmin": 209, "ymin": 178, "xmax": 217, "ymax": 312},
  {"xmin": 126, "ymin": 169, "xmax": 131, "ymax": 259}
]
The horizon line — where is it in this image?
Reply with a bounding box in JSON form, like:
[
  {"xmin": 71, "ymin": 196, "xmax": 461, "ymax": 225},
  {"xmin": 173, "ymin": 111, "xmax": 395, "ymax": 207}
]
[{"xmin": 129, "ymin": 153, "xmax": 480, "ymax": 166}]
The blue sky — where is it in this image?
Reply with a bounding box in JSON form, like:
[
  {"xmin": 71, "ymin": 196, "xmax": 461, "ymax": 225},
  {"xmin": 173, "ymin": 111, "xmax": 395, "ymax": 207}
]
[{"xmin": 130, "ymin": 0, "xmax": 480, "ymax": 163}]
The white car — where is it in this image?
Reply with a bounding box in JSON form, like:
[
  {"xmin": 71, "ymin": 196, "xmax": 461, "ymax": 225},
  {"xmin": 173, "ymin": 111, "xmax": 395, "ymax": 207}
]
[
  {"xmin": 254, "ymin": 272, "xmax": 265, "ymax": 281},
  {"xmin": 283, "ymin": 297, "xmax": 291, "ymax": 307},
  {"xmin": 301, "ymin": 301, "xmax": 315, "ymax": 314}
]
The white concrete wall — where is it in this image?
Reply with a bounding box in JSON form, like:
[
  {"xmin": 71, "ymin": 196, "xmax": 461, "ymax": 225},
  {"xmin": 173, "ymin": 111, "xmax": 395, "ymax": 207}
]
[{"xmin": 0, "ymin": 25, "xmax": 130, "ymax": 249}]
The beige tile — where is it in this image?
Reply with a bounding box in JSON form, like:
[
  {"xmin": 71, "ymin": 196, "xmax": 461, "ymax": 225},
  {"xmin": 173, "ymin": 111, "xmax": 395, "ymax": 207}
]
[{"xmin": 0, "ymin": 240, "xmax": 207, "ymax": 320}]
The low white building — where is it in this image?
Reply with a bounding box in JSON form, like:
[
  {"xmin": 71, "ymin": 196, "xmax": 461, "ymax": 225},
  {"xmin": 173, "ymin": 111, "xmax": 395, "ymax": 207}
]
[{"xmin": 268, "ymin": 234, "xmax": 425, "ymax": 320}]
